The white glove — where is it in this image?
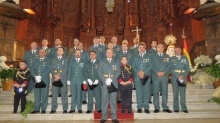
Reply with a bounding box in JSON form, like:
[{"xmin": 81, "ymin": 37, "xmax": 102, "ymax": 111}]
[
  {"xmin": 87, "ymin": 79, "xmax": 93, "ymax": 85},
  {"xmin": 179, "ymin": 79, "xmax": 184, "ymax": 83},
  {"xmin": 94, "ymin": 79, "xmax": 99, "ymax": 85},
  {"xmin": 35, "ymin": 76, "xmax": 42, "ymax": 83},
  {"xmin": 67, "ymin": 81, "xmax": 71, "ymax": 85},
  {"xmin": 105, "ymin": 78, "xmax": 112, "ymax": 86},
  {"xmin": 83, "ymin": 81, "xmax": 87, "ymax": 84}
]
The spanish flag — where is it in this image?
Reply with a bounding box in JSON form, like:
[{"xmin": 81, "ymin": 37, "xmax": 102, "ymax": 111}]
[{"xmin": 183, "ymin": 38, "xmax": 192, "ymax": 67}]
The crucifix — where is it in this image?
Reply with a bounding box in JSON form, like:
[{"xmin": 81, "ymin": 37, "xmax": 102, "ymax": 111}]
[{"xmin": 132, "ymin": 26, "xmax": 142, "ymax": 38}]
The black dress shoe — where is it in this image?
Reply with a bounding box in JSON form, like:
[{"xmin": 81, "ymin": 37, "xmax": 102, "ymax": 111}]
[
  {"xmin": 137, "ymin": 109, "xmax": 142, "ymax": 113},
  {"xmin": 50, "ymin": 110, "xmax": 56, "ymax": 114},
  {"xmin": 183, "ymin": 110, "xmax": 189, "ymax": 113},
  {"xmin": 112, "ymin": 119, "xmax": 119, "ymax": 123},
  {"xmin": 174, "ymin": 110, "xmax": 179, "ymax": 113},
  {"xmin": 128, "ymin": 110, "xmax": 132, "ymax": 114},
  {"xmin": 68, "ymin": 95, "xmax": 71, "ymax": 97},
  {"xmin": 154, "ymin": 109, "xmax": 160, "ymax": 113},
  {"xmin": 133, "ymin": 88, "xmax": 136, "ymax": 90},
  {"xmin": 63, "ymin": 110, "xmax": 67, "ymax": 113},
  {"xmin": 100, "ymin": 119, "xmax": 106, "ymax": 123},
  {"xmin": 163, "ymin": 109, "xmax": 172, "ymax": 113},
  {"xmin": 117, "ymin": 100, "xmax": 121, "ymax": 104},
  {"xmin": 41, "ymin": 110, "xmax": 46, "ymax": 114},
  {"xmin": 149, "ymin": 101, "xmax": 152, "ymax": 104},
  {"xmin": 97, "ymin": 110, "xmax": 101, "ymax": 113},
  {"xmin": 144, "ymin": 109, "xmax": 150, "ymax": 114},
  {"xmin": 13, "ymin": 111, "xmax": 17, "ymax": 114},
  {"xmin": 86, "ymin": 110, "xmax": 91, "ymax": 113},
  {"xmin": 58, "ymin": 94, "xmax": 61, "ymax": 97},
  {"xmin": 68, "ymin": 110, "xmax": 75, "ymax": 113},
  {"xmin": 31, "ymin": 111, "xmax": 40, "ymax": 114},
  {"xmin": 78, "ymin": 110, "xmax": 83, "ymax": 113},
  {"xmin": 160, "ymin": 93, "xmax": 162, "ymax": 96},
  {"xmin": 48, "ymin": 94, "xmax": 52, "ymax": 97},
  {"xmin": 82, "ymin": 101, "xmax": 87, "ymax": 104}
]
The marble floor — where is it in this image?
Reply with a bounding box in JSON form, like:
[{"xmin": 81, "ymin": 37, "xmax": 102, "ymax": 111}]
[{"xmin": 3, "ymin": 119, "xmax": 220, "ymax": 123}]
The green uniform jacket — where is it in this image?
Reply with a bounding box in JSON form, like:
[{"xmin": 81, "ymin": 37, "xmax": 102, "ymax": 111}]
[
  {"xmin": 151, "ymin": 53, "xmax": 170, "ymax": 80},
  {"xmin": 88, "ymin": 45, "xmax": 105, "ymax": 60},
  {"xmin": 84, "ymin": 60, "xmax": 100, "ymax": 82},
  {"xmin": 23, "ymin": 50, "xmax": 39, "ymax": 69},
  {"xmin": 170, "ymin": 56, "xmax": 190, "ymax": 83}
]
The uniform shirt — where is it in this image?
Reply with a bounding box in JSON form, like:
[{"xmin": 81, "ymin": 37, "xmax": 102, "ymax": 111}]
[
  {"xmin": 88, "ymin": 45, "xmax": 105, "ymax": 60},
  {"xmin": 31, "ymin": 57, "xmax": 51, "ymax": 83},
  {"xmin": 118, "ymin": 64, "xmax": 134, "ymax": 83},
  {"xmin": 13, "ymin": 68, "xmax": 31, "ymax": 92},
  {"xmin": 84, "ymin": 60, "xmax": 99, "ymax": 81},
  {"xmin": 170, "ymin": 55, "xmax": 190, "ymax": 82},
  {"xmin": 23, "ymin": 50, "xmax": 39, "ymax": 69}
]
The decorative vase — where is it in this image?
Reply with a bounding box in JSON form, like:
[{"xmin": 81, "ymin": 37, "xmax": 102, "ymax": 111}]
[
  {"xmin": 213, "ymin": 80, "xmax": 220, "ymax": 89},
  {"xmin": 1, "ymin": 80, "xmax": 13, "ymax": 91}
]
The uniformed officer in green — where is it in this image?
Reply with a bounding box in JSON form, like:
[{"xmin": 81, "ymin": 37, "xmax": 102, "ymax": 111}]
[
  {"xmin": 146, "ymin": 40, "xmax": 158, "ymax": 103},
  {"xmin": 38, "ymin": 39, "xmax": 51, "ymax": 58},
  {"xmin": 118, "ymin": 43, "xmax": 133, "ymax": 65},
  {"xmin": 68, "ymin": 38, "xmax": 79, "ymax": 59},
  {"xmin": 111, "ymin": 36, "xmax": 121, "ymax": 54},
  {"xmin": 50, "ymin": 39, "xmax": 68, "ymax": 59},
  {"xmin": 70, "ymin": 42, "xmax": 89, "ymax": 104},
  {"xmin": 103, "ymin": 42, "xmax": 119, "ymax": 61},
  {"xmin": 170, "ymin": 46, "xmax": 189, "ymax": 113},
  {"xmin": 151, "ymin": 44, "xmax": 172, "ymax": 113},
  {"xmin": 88, "ymin": 37, "xmax": 105, "ymax": 60},
  {"xmin": 84, "ymin": 50, "xmax": 101, "ymax": 113},
  {"xmin": 50, "ymin": 47, "xmax": 68, "ymax": 114},
  {"xmin": 100, "ymin": 36, "xmax": 107, "ymax": 49},
  {"xmin": 130, "ymin": 37, "xmax": 139, "ymax": 55},
  {"xmin": 23, "ymin": 42, "xmax": 39, "ymax": 93},
  {"xmin": 98, "ymin": 49, "xmax": 120, "ymax": 123},
  {"xmin": 31, "ymin": 49, "xmax": 51, "ymax": 114},
  {"xmin": 49, "ymin": 39, "xmax": 67, "ymax": 97},
  {"xmin": 67, "ymin": 49, "xmax": 86, "ymax": 113},
  {"xmin": 132, "ymin": 44, "xmax": 152, "ymax": 113}
]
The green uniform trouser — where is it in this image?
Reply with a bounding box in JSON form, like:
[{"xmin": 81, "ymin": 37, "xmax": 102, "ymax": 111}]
[
  {"xmin": 87, "ymin": 85, "xmax": 101, "ymax": 111},
  {"xmin": 135, "ymin": 77, "xmax": 151, "ymax": 110},
  {"xmin": 34, "ymin": 82, "xmax": 49, "ymax": 111},
  {"xmin": 70, "ymin": 84, "xmax": 82, "ymax": 110},
  {"xmin": 28, "ymin": 77, "xmax": 34, "ymax": 93},
  {"xmin": 153, "ymin": 78, "xmax": 169, "ymax": 110},
  {"xmin": 51, "ymin": 83, "xmax": 68, "ymax": 111},
  {"xmin": 171, "ymin": 80, "xmax": 187, "ymax": 111},
  {"xmin": 82, "ymin": 90, "xmax": 87, "ymax": 102},
  {"xmin": 101, "ymin": 85, "xmax": 117, "ymax": 120}
]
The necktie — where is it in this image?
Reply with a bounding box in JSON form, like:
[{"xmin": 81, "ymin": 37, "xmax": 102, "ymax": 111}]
[
  {"xmin": 40, "ymin": 58, "xmax": 43, "ymax": 61},
  {"xmin": 108, "ymin": 59, "xmax": 111, "ymax": 63},
  {"xmin": 58, "ymin": 57, "xmax": 61, "ymax": 60}
]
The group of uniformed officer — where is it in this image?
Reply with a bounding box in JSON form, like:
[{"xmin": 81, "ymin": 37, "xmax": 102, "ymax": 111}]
[{"xmin": 21, "ymin": 36, "xmax": 189, "ymax": 123}]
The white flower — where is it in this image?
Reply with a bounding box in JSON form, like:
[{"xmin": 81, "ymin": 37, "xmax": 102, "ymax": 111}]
[
  {"xmin": 213, "ymin": 86, "xmax": 220, "ymax": 98},
  {"xmin": 194, "ymin": 55, "xmax": 212, "ymax": 65},
  {"xmin": 192, "ymin": 72, "xmax": 215, "ymax": 86}
]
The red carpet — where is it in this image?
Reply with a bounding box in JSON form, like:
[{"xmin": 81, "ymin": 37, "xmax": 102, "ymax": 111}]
[{"xmin": 94, "ymin": 103, "xmax": 134, "ymax": 121}]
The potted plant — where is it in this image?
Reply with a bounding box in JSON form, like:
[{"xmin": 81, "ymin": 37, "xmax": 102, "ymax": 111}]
[
  {"xmin": 206, "ymin": 64, "xmax": 220, "ymax": 89},
  {"xmin": 0, "ymin": 67, "xmax": 17, "ymax": 91}
]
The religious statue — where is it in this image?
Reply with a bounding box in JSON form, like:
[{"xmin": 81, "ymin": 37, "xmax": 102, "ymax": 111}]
[
  {"xmin": 164, "ymin": 34, "xmax": 176, "ymax": 57},
  {"xmin": 105, "ymin": 0, "xmax": 115, "ymax": 12},
  {"xmin": 0, "ymin": 56, "xmax": 9, "ymax": 69},
  {"xmin": 81, "ymin": 8, "xmax": 89, "ymax": 30}
]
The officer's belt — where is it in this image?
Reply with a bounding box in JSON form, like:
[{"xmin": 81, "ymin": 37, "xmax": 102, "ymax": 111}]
[
  {"xmin": 103, "ymin": 74, "xmax": 114, "ymax": 78},
  {"xmin": 54, "ymin": 70, "xmax": 63, "ymax": 74},
  {"xmin": 174, "ymin": 70, "xmax": 185, "ymax": 73}
]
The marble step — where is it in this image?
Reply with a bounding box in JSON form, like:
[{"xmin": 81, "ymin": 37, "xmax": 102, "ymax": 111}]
[
  {"xmin": 0, "ymin": 109, "xmax": 220, "ymax": 121},
  {"xmin": 0, "ymin": 102, "xmax": 219, "ymax": 112},
  {"xmin": 0, "ymin": 95, "xmax": 213, "ymax": 105}
]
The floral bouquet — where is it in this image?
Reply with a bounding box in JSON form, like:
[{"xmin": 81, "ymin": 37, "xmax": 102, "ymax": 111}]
[
  {"xmin": 208, "ymin": 86, "xmax": 220, "ymax": 105},
  {"xmin": 194, "ymin": 55, "xmax": 212, "ymax": 68},
  {"xmin": 192, "ymin": 72, "xmax": 215, "ymax": 86}
]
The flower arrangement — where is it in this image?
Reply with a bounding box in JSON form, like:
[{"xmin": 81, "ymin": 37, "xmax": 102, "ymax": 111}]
[
  {"xmin": 192, "ymin": 72, "xmax": 215, "ymax": 86},
  {"xmin": 189, "ymin": 63, "xmax": 200, "ymax": 76},
  {"xmin": 194, "ymin": 55, "xmax": 212, "ymax": 67},
  {"xmin": 208, "ymin": 86, "xmax": 220, "ymax": 105},
  {"xmin": 21, "ymin": 91, "xmax": 34, "ymax": 119}
]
